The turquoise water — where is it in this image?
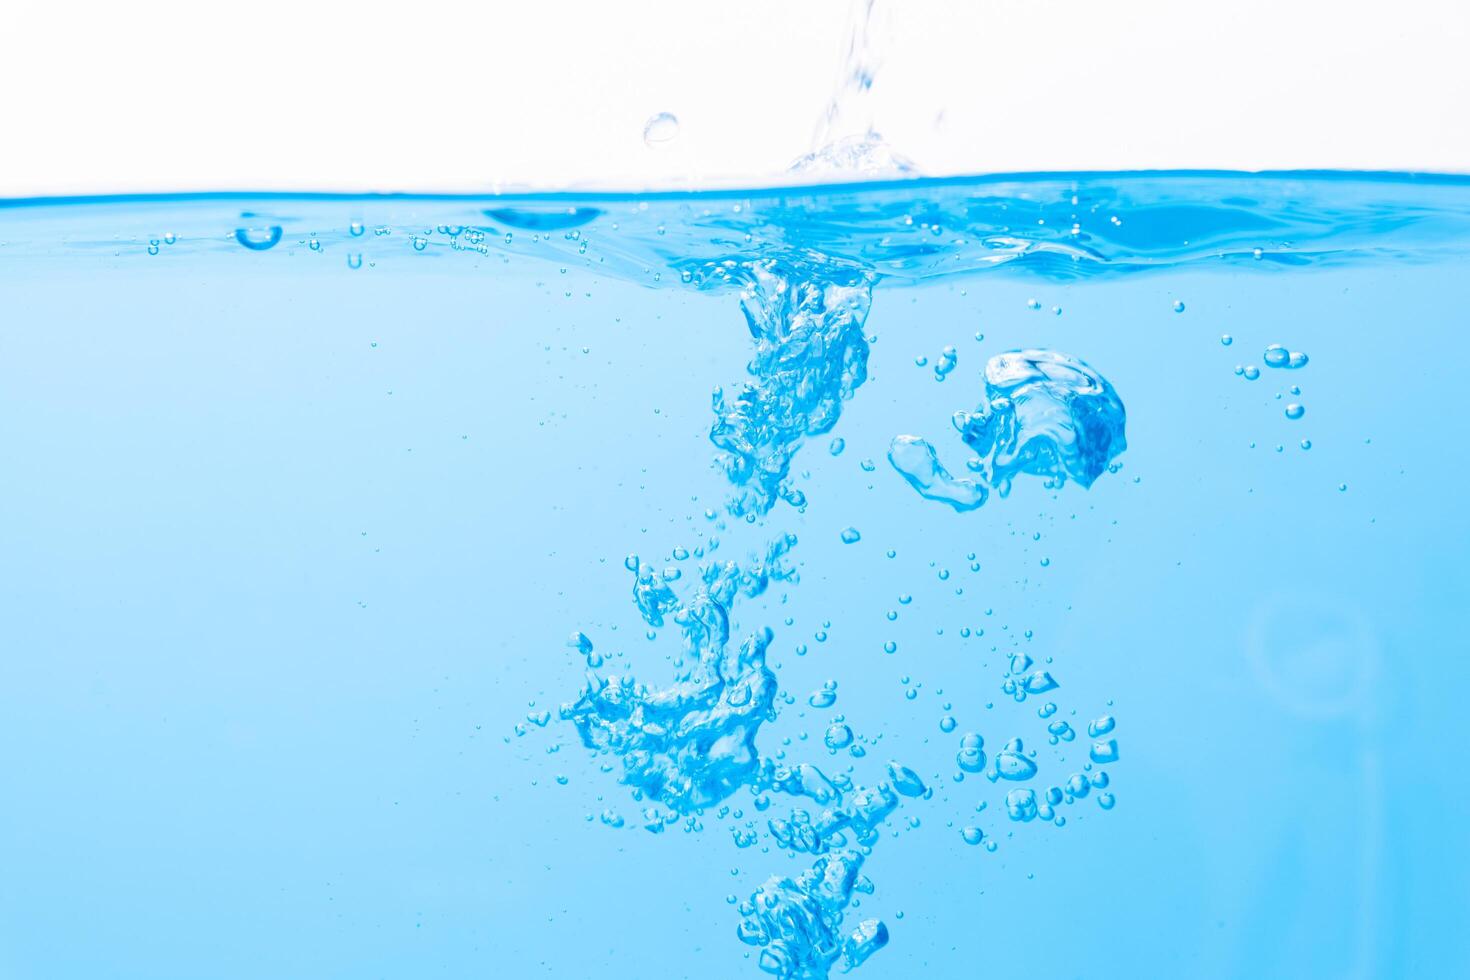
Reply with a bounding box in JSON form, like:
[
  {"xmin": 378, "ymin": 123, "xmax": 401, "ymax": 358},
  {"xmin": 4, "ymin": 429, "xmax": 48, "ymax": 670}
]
[{"xmin": 2, "ymin": 171, "xmax": 1468, "ymax": 978}]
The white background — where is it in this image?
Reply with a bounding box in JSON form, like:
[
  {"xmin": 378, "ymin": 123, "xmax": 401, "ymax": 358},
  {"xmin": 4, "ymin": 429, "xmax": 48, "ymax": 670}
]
[{"xmin": 2, "ymin": 0, "xmax": 1468, "ymax": 195}]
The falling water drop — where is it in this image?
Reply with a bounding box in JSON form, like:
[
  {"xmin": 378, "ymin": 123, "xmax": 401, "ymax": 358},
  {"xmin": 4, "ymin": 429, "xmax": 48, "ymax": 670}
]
[{"xmin": 643, "ymin": 112, "xmax": 680, "ymax": 146}]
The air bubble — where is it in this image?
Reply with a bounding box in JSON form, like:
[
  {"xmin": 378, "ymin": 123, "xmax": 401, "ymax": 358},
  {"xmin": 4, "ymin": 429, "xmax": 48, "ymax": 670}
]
[{"xmin": 234, "ymin": 225, "xmax": 283, "ymax": 251}]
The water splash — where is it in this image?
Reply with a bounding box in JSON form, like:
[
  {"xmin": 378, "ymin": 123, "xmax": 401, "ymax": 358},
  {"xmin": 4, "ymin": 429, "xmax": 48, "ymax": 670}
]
[
  {"xmin": 789, "ymin": 133, "xmax": 918, "ymax": 181},
  {"xmin": 890, "ymin": 349, "xmax": 1126, "ymax": 509},
  {"xmin": 798, "ymin": 0, "xmax": 916, "ymax": 180}
]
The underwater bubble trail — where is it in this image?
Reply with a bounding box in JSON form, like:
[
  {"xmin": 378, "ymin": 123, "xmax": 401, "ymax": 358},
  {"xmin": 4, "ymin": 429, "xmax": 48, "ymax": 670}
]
[
  {"xmin": 709, "ymin": 260, "xmax": 875, "ymax": 517},
  {"xmin": 563, "ymin": 524, "xmax": 921, "ymax": 977}
]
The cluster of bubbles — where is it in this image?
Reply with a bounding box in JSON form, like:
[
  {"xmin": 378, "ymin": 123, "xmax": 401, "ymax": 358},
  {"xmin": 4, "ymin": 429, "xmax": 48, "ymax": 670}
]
[
  {"xmin": 562, "ymin": 524, "xmax": 928, "ymax": 976},
  {"xmin": 1232, "ymin": 342, "xmax": 1312, "ymax": 422},
  {"xmin": 562, "ymin": 536, "xmax": 798, "ymax": 811},
  {"xmin": 709, "ymin": 261, "xmax": 875, "ymax": 516},
  {"xmin": 888, "ymin": 349, "xmax": 1127, "ymax": 511},
  {"xmin": 737, "ymin": 761, "xmax": 927, "ymax": 978},
  {"xmin": 989, "ymin": 656, "xmax": 1121, "ymax": 823}
]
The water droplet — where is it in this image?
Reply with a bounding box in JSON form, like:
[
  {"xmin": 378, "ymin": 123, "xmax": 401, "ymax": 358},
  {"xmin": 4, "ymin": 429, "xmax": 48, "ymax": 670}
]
[{"xmin": 643, "ymin": 112, "xmax": 680, "ymax": 146}]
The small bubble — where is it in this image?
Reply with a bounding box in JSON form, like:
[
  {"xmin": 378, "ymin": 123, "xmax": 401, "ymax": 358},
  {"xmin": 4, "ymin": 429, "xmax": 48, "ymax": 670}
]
[
  {"xmin": 840, "ymin": 527, "xmax": 861, "ymax": 544},
  {"xmin": 1220, "ymin": 334, "xmax": 1233, "ymax": 346},
  {"xmin": 349, "ymin": 221, "xmax": 364, "ymax": 237},
  {"xmin": 1173, "ymin": 300, "xmax": 1186, "ymax": 313},
  {"xmin": 1285, "ymin": 403, "xmax": 1305, "ymax": 420},
  {"xmin": 347, "ymin": 253, "xmax": 363, "ymax": 270},
  {"xmin": 829, "ymin": 437, "xmax": 846, "ymax": 456},
  {"xmin": 234, "ymin": 225, "xmax": 283, "ymax": 251}
]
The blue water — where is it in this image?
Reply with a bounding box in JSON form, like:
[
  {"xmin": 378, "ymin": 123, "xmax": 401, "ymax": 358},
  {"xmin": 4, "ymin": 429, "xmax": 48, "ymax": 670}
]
[{"xmin": 2, "ymin": 171, "xmax": 1468, "ymax": 978}]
